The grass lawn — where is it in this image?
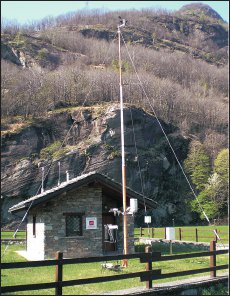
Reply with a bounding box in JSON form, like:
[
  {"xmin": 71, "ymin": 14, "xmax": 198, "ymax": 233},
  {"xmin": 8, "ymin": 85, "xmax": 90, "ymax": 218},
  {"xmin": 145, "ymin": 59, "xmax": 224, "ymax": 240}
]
[
  {"xmin": 2, "ymin": 225, "xmax": 228, "ymax": 242},
  {"xmin": 1, "ymin": 231, "xmax": 26, "ymax": 239},
  {"xmin": 1, "ymin": 241, "xmax": 228, "ymax": 295},
  {"xmin": 135, "ymin": 225, "xmax": 229, "ymax": 243}
]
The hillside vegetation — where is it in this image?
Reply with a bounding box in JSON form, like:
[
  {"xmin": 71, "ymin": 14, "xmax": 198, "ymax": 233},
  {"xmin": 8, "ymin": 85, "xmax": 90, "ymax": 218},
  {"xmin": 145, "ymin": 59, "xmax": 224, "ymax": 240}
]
[{"xmin": 1, "ymin": 3, "xmax": 229, "ymax": 224}]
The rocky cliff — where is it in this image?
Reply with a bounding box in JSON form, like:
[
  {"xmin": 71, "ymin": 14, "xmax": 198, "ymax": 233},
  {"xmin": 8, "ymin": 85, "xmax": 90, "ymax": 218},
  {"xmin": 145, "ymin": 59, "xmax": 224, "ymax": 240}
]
[{"xmin": 1, "ymin": 104, "xmax": 192, "ymax": 226}]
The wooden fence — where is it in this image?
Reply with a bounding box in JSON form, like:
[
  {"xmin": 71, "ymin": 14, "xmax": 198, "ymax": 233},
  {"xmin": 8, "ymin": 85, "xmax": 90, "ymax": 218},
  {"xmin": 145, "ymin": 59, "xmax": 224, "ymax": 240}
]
[
  {"xmin": 1, "ymin": 230, "xmax": 26, "ymax": 242},
  {"xmin": 136, "ymin": 227, "xmax": 229, "ymax": 243},
  {"xmin": 1, "ymin": 241, "xmax": 228, "ymax": 295}
]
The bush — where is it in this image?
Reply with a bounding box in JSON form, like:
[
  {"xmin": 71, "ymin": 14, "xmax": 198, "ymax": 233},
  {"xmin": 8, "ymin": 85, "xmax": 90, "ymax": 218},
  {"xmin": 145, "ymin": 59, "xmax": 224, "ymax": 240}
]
[
  {"xmin": 134, "ymin": 242, "xmax": 151, "ymax": 252},
  {"xmin": 52, "ymin": 146, "xmax": 72, "ymax": 160},
  {"xmin": 37, "ymin": 48, "xmax": 49, "ymax": 60},
  {"xmin": 39, "ymin": 141, "xmax": 62, "ymax": 159}
]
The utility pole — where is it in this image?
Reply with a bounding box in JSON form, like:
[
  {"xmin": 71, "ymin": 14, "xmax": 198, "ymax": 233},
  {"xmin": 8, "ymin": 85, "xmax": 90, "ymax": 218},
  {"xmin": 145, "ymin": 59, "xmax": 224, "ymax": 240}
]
[{"xmin": 118, "ymin": 17, "xmax": 128, "ymax": 267}]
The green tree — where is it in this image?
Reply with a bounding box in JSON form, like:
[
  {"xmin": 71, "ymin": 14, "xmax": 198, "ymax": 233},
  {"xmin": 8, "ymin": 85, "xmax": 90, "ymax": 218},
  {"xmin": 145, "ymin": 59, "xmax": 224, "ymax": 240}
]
[
  {"xmin": 190, "ymin": 149, "xmax": 229, "ymax": 220},
  {"xmin": 184, "ymin": 140, "xmax": 211, "ymax": 191},
  {"xmin": 14, "ymin": 31, "xmax": 24, "ymax": 46},
  {"xmin": 191, "ymin": 191, "xmax": 218, "ymax": 220},
  {"xmin": 214, "ymin": 149, "xmax": 229, "ymax": 182},
  {"xmin": 213, "ymin": 149, "xmax": 229, "ymax": 216},
  {"xmin": 191, "ymin": 173, "xmax": 221, "ymax": 220}
]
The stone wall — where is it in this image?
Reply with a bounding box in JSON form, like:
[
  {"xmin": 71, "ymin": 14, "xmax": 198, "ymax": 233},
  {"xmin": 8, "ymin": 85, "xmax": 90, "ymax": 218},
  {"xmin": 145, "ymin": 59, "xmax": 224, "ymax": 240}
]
[
  {"xmin": 129, "ymin": 276, "xmax": 229, "ymax": 296},
  {"xmin": 139, "ymin": 238, "xmax": 210, "ymax": 250},
  {"xmin": 34, "ymin": 186, "xmax": 102, "ymax": 259}
]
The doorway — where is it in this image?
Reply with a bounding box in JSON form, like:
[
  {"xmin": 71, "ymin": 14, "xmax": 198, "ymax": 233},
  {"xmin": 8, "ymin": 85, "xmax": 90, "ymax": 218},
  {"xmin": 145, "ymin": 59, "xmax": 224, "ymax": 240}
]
[{"xmin": 102, "ymin": 213, "xmax": 116, "ymax": 252}]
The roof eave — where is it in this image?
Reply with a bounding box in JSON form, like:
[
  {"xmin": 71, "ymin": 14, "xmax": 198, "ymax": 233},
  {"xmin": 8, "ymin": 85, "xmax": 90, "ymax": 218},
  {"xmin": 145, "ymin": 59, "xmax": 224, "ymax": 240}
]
[{"xmin": 8, "ymin": 172, "xmax": 157, "ymax": 213}]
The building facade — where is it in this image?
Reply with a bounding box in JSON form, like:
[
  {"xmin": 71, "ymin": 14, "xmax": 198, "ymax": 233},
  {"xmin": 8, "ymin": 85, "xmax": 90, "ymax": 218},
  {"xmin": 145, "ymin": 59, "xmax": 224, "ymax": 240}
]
[{"xmin": 10, "ymin": 172, "xmax": 156, "ymax": 260}]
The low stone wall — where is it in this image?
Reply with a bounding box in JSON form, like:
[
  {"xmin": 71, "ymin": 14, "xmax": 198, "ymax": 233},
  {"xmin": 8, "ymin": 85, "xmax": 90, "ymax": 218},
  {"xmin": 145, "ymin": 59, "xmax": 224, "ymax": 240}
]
[
  {"xmin": 130, "ymin": 276, "xmax": 228, "ymax": 295},
  {"xmin": 139, "ymin": 238, "xmax": 210, "ymax": 250}
]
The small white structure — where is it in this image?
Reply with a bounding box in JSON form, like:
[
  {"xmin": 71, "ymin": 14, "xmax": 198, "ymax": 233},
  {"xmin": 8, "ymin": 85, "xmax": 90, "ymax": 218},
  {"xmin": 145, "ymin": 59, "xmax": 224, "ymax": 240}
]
[
  {"xmin": 166, "ymin": 227, "xmax": 175, "ymax": 240},
  {"xmin": 144, "ymin": 216, "xmax": 152, "ymax": 224}
]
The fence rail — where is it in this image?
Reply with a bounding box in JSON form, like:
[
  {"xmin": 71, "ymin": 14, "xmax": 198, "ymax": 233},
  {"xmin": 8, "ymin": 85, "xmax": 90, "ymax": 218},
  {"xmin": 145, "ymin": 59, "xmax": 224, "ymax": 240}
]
[
  {"xmin": 136, "ymin": 227, "xmax": 229, "ymax": 243},
  {"xmin": 1, "ymin": 241, "xmax": 228, "ymax": 295}
]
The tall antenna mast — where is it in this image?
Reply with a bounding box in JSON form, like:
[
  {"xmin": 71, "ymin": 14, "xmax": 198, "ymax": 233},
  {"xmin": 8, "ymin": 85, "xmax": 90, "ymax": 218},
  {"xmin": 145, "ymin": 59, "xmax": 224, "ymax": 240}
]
[{"xmin": 118, "ymin": 17, "xmax": 128, "ymax": 267}]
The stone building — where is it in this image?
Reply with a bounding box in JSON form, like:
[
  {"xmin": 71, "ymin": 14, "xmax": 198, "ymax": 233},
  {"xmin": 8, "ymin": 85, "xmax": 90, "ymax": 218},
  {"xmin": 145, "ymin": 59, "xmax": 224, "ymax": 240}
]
[{"xmin": 9, "ymin": 171, "xmax": 156, "ymax": 260}]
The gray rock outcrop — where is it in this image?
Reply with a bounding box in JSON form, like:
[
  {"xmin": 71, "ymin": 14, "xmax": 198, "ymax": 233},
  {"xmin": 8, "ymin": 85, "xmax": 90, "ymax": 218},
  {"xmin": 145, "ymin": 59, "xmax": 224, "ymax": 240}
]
[{"xmin": 1, "ymin": 104, "xmax": 192, "ymax": 226}]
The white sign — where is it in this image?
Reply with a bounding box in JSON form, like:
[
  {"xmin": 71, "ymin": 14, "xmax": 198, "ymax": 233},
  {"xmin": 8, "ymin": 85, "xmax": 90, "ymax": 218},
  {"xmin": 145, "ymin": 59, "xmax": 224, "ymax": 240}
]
[
  {"xmin": 86, "ymin": 217, "xmax": 97, "ymax": 229},
  {"xmin": 144, "ymin": 216, "xmax": 151, "ymax": 224}
]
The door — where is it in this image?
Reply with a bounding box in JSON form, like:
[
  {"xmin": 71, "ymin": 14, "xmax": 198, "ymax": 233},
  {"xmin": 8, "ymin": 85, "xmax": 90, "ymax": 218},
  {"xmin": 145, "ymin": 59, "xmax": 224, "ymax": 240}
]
[{"xmin": 102, "ymin": 214, "xmax": 116, "ymax": 252}]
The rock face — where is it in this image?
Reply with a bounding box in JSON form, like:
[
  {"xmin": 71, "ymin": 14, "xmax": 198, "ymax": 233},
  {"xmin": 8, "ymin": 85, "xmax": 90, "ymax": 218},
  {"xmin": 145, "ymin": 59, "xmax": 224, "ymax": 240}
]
[
  {"xmin": 1, "ymin": 43, "xmax": 22, "ymax": 66},
  {"xmin": 1, "ymin": 104, "xmax": 192, "ymax": 226},
  {"xmin": 178, "ymin": 3, "xmax": 224, "ymax": 21}
]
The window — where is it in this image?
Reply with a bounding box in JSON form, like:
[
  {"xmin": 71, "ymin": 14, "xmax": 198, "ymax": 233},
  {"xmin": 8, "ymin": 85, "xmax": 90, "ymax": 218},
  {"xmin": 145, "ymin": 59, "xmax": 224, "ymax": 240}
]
[
  {"xmin": 65, "ymin": 213, "xmax": 83, "ymax": 237},
  {"xmin": 33, "ymin": 215, "xmax": 36, "ymax": 237}
]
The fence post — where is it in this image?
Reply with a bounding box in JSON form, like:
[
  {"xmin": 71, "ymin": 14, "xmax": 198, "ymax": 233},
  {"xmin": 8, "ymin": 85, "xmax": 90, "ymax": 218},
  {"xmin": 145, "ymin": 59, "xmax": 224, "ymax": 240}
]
[
  {"xmin": 179, "ymin": 228, "xmax": 182, "ymax": 241},
  {"xmin": 210, "ymin": 241, "xmax": 216, "ymax": 278},
  {"xmin": 55, "ymin": 251, "xmax": 63, "ymax": 296},
  {"xmin": 195, "ymin": 228, "xmax": 198, "ymax": 242},
  {"xmin": 151, "ymin": 227, "xmax": 154, "ymax": 238},
  {"xmin": 164, "ymin": 228, "xmax": 166, "ymax": 239},
  {"xmin": 140, "ymin": 227, "xmax": 143, "ymax": 237},
  {"xmin": 145, "ymin": 245, "xmax": 152, "ymax": 289}
]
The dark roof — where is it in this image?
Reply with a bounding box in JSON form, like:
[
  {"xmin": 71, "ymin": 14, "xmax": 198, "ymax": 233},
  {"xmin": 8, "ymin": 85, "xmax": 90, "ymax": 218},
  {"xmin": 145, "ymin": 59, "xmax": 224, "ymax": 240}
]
[{"xmin": 9, "ymin": 171, "xmax": 157, "ymax": 213}]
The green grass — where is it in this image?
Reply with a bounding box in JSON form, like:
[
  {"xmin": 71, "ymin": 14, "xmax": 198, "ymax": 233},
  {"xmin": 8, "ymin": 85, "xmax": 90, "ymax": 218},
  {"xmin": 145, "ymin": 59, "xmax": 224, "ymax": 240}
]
[
  {"xmin": 2, "ymin": 226, "xmax": 228, "ymax": 242},
  {"xmin": 1, "ymin": 242, "xmax": 228, "ymax": 295},
  {"xmin": 135, "ymin": 225, "xmax": 229, "ymax": 243},
  {"xmin": 1, "ymin": 231, "xmax": 26, "ymax": 239}
]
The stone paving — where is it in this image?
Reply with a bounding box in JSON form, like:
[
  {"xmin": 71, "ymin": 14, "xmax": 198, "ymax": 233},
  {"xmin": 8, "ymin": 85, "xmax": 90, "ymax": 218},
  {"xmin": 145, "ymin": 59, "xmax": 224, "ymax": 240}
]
[{"xmin": 99, "ymin": 273, "xmax": 229, "ymax": 295}]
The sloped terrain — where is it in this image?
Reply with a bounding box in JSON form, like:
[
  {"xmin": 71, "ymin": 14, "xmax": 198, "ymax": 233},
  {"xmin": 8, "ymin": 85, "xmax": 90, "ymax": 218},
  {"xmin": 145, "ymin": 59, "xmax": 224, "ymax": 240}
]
[
  {"xmin": 1, "ymin": 3, "xmax": 228, "ymax": 226},
  {"xmin": 1, "ymin": 4, "xmax": 228, "ymax": 68}
]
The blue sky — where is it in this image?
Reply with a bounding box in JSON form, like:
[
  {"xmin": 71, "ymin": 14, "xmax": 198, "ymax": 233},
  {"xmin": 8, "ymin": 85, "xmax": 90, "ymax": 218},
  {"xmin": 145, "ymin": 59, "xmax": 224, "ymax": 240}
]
[{"xmin": 1, "ymin": 1, "xmax": 229, "ymax": 24}]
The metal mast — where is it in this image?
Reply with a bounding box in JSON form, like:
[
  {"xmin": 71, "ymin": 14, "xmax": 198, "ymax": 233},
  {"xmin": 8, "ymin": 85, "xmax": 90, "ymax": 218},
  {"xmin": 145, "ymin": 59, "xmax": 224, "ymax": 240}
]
[{"xmin": 118, "ymin": 17, "xmax": 128, "ymax": 267}]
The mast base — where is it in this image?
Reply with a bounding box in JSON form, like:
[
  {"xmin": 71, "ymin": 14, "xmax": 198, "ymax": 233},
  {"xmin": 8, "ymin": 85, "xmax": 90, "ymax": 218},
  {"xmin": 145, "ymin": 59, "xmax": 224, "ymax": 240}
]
[{"xmin": 121, "ymin": 259, "xmax": 128, "ymax": 267}]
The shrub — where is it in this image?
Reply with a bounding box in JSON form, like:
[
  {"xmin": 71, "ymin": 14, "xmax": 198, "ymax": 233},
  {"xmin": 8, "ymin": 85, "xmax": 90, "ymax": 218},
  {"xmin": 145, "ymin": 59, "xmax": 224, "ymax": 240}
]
[
  {"xmin": 134, "ymin": 242, "xmax": 151, "ymax": 252},
  {"xmin": 52, "ymin": 146, "xmax": 72, "ymax": 160},
  {"xmin": 39, "ymin": 141, "xmax": 62, "ymax": 159},
  {"xmin": 37, "ymin": 48, "xmax": 49, "ymax": 60}
]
